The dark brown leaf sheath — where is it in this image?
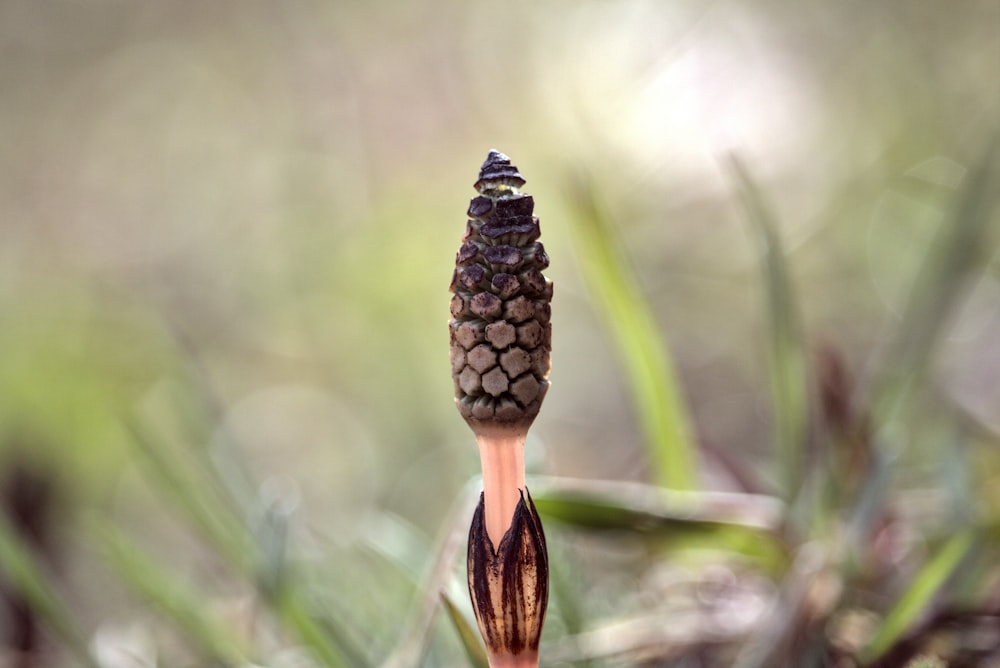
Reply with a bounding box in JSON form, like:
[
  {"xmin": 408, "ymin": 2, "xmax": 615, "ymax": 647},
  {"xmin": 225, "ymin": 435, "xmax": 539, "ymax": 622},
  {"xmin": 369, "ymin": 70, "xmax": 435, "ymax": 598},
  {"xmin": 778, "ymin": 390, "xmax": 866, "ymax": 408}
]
[{"xmin": 467, "ymin": 489, "xmax": 549, "ymax": 656}]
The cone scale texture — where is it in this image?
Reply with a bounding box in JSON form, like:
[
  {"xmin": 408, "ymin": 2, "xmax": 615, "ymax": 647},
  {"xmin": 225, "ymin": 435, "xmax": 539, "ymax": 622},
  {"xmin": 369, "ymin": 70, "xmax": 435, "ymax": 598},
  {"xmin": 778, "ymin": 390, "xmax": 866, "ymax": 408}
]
[{"xmin": 449, "ymin": 150, "xmax": 553, "ymax": 436}]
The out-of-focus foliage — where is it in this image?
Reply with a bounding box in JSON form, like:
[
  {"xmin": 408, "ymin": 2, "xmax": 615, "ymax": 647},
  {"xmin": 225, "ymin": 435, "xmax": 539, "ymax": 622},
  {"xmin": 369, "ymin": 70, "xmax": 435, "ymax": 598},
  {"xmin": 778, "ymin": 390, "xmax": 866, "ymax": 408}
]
[{"xmin": 1, "ymin": 0, "xmax": 998, "ymax": 666}]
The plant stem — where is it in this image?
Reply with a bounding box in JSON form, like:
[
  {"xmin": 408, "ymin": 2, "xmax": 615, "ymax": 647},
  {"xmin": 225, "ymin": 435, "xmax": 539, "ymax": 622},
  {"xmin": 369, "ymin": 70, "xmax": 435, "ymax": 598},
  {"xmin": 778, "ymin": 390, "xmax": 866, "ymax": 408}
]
[
  {"xmin": 488, "ymin": 651, "xmax": 540, "ymax": 668},
  {"xmin": 476, "ymin": 429, "xmax": 527, "ymax": 548}
]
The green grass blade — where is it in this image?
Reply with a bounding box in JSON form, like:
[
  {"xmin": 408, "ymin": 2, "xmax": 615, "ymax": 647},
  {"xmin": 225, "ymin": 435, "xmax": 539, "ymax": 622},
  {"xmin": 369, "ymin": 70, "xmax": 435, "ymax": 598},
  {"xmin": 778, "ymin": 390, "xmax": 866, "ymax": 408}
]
[
  {"xmin": 531, "ymin": 477, "xmax": 783, "ymax": 530},
  {"xmin": 724, "ymin": 154, "xmax": 809, "ymax": 501},
  {"xmin": 275, "ymin": 596, "xmax": 355, "ymax": 668},
  {"xmin": 565, "ymin": 173, "xmax": 698, "ymax": 490},
  {"xmin": 872, "ymin": 133, "xmax": 1000, "ymax": 420},
  {"xmin": 380, "ymin": 484, "xmax": 479, "ymax": 668},
  {"xmin": 94, "ymin": 519, "xmax": 250, "ymax": 664},
  {"xmin": 441, "ymin": 591, "xmax": 489, "ymax": 668},
  {"xmin": 0, "ymin": 513, "xmax": 100, "ymax": 668},
  {"xmin": 126, "ymin": 419, "xmax": 256, "ymax": 572},
  {"xmin": 860, "ymin": 529, "xmax": 975, "ymax": 663},
  {"xmin": 126, "ymin": 421, "xmax": 354, "ymax": 667},
  {"xmin": 531, "ymin": 476, "xmax": 788, "ymax": 571}
]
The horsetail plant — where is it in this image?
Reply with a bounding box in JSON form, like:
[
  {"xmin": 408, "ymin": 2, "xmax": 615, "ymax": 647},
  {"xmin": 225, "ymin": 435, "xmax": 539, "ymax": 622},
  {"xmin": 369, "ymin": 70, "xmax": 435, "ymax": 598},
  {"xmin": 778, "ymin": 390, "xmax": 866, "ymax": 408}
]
[{"xmin": 449, "ymin": 151, "xmax": 552, "ymax": 667}]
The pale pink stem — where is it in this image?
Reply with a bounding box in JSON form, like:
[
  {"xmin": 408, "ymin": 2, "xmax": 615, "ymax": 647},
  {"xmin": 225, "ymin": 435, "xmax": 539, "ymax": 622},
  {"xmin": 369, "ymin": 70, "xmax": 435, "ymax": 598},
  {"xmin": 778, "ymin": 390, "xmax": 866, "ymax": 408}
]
[
  {"xmin": 487, "ymin": 651, "xmax": 539, "ymax": 668},
  {"xmin": 475, "ymin": 430, "xmax": 527, "ymax": 550}
]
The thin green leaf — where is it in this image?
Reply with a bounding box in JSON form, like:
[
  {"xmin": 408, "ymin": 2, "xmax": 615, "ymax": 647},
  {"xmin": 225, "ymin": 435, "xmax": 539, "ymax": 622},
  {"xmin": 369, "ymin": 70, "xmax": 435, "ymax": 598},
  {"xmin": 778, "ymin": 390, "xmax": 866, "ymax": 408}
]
[
  {"xmin": 546, "ymin": 538, "xmax": 588, "ymax": 645},
  {"xmin": 256, "ymin": 487, "xmax": 294, "ymax": 603},
  {"xmin": 441, "ymin": 591, "xmax": 490, "ymax": 668},
  {"xmin": 531, "ymin": 476, "xmax": 782, "ymax": 531},
  {"xmin": 126, "ymin": 419, "xmax": 255, "ymax": 573},
  {"xmin": 127, "ymin": 421, "xmax": 354, "ymax": 667},
  {"xmin": 871, "ymin": 134, "xmax": 1000, "ymax": 420},
  {"xmin": 276, "ymin": 597, "xmax": 355, "ymax": 668},
  {"xmin": 94, "ymin": 520, "xmax": 250, "ymax": 664},
  {"xmin": 167, "ymin": 337, "xmax": 267, "ymax": 519},
  {"xmin": 860, "ymin": 529, "xmax": 975, "ymax": 663},
  {"xmin": 565, "ymin": 172, "xmax": 698, "ymax": 490},
  {"xmin": 724, "ymin": 154, "xmax": 809, "ymax": 501},
  {"xmin": 0, "ymin": 513, "xmax": 100, "ymax": 668},
  {"xmin": 380, "ymin": 484, "xmax": 479, "ymax": 668},
  {"xmin": 530, "ymin": 476, "xmax": 787, "ymax": 570}
]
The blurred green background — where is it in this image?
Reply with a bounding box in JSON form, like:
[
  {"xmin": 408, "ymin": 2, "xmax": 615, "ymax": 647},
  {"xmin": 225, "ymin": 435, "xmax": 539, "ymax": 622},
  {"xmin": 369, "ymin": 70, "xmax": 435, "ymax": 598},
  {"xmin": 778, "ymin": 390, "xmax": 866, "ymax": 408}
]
[{"xmin": 1, "ymin": 1, "xmax": 998, "ymax": 666}]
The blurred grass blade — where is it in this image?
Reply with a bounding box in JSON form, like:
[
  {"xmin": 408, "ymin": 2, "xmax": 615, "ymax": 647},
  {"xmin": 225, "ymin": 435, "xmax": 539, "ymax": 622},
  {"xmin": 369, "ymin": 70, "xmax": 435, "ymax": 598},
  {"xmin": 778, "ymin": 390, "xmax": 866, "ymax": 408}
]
[
  {"xmin": 565, "ymin": 172, "xmax": 698, "ymax": 490},
  {"xmin": 441, "ymin": 591, "xmax": 490, "ymax": 668},
  {"xmin": 871, "ymin": 133, "xmax": 1000, "ymax": 420},
  {"xmin": 732, "ymin": 544, "xmax": 832, "ymax": 668},
  {"xmin": 256, "ymin": 486, "xmax": 294, "ymax": 603},
  {"xmin": 724, "ymin": 154, "xmax": 809, "ymax": 501},
  {"xmin": 254, "ymin": 492, "xmax": 366, "ymax": 668},
  {"xmin": 127, "ymin": 420, "xmax": 354, "ymax": 667},
  {"xmin": 127, "ymin": 419, "xmax": 255, "ymax": 573},
  {"xmin": 166, "ymin": 334, "xmax": 269, "ymax": 518},
  {"xmin": 860, "ymin": 529, "xmax": 975, "ymax": 663},
  {"xmin": 530, "ymin": 476, "xmax": 787, "ymax": 571},
  {"xmin": 0, "ymin": 513, "xmax": 100, "ymax": 668},
  {"xmin": 531, "ymin": 476, "xmax": 783, "ymax": 531},
  {"xmin": 381, "ymin": 483, "xmax": 479, "ymax": 668},
  {"xmin": 275, "ymin": 597, "xmax": 356, "ymax": 668},
  {"xmin": 547, "ymin": 540, "xmax": 589, "ymax": 660},
  {"xmin": 94, "ymin": 519, "xmax": 250, "ymax": 664},
  {"xmin": 844, "ymin": 447, "xmax": 892, "ymax": 558}
]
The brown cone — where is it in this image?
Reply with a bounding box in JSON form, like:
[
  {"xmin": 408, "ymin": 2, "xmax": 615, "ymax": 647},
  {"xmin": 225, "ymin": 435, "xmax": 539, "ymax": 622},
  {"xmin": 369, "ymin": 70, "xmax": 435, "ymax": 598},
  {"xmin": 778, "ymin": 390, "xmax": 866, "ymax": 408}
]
[{"xmin": 449, "ymin": 151, "xmax": 553, "ymax": 434}]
